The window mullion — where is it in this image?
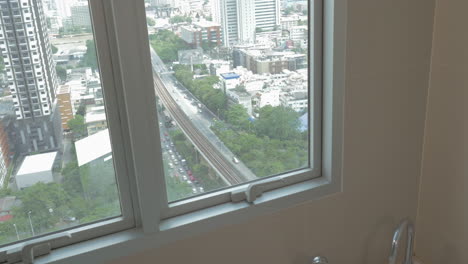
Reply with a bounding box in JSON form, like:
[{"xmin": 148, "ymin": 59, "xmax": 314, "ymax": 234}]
[{"xmin": 107, "ymin": 0, "xmax": 168, "ymax": 233}]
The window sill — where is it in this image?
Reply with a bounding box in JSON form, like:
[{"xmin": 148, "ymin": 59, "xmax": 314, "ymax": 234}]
[{"xmin": 37, "ymin": 177, "xmax": 338, "ymax": 264}]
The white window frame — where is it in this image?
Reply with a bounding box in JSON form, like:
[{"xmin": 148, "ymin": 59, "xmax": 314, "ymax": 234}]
[{"xmin": 0, "ymin": 0, "xmax": 347, "ymax": 262}]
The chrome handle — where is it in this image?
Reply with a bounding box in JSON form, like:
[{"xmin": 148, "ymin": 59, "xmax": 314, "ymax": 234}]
[{"xmin": 312, "ymin": 256, "xmax": 329, "ymax": 264}]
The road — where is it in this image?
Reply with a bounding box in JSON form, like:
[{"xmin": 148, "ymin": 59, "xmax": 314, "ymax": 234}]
[{"xmin": 150, "ymin": 49, "xmax": 257, "ymax": 185}]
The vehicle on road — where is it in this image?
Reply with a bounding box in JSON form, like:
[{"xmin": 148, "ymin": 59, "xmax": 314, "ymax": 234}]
[{"xmin": 232, "ymin": 157, "xmax": 240, "ymax": 164}]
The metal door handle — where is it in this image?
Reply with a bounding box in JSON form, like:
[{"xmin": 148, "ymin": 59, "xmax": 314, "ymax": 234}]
[{"xmin": 312, "ymin": 256, "xmax": 329, "ymax": 264}]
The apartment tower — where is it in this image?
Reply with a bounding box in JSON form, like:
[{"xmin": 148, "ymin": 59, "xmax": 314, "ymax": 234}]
[
  {"xmin": 0, "ymin": 0, "xmax": 62, "ymax": 154},
  {"xmin": 212, "ymin": 0, "xmax": 280, "ymax": 46}
]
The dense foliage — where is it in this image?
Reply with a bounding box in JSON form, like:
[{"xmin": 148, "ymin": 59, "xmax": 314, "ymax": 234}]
[
  {"xmin": 173, "ymin": 65, "xmax": 227, "ymax": 116},
  {"xmin": 67, "ymin": 115, "xmax": 87, "ymax": 139},
  {"xmin": 212, "ymin": 105, "xmax": 308, "ymax": 178},
  {"xmin": 146, "ymin": 17, "xmax": 156, "ymax": 27},
  {"xmin": 56, "ymin": 65, "xmax": 67, "ymax": 82},
  {"xmin": 0, "ymin": 160, "xmax": 120, "ymax": 244},
  {"xmin": 79, "ymin": 40, "xmax": 98, "ymax": 70},
  {"xmin": 169, "ymin": 15, "xmax": 192, "ymax": 24},
  {"xmin": 173, "ymin": 65, "xmax": 307, "ymax": 178},
  {"xmin": 149, "ymin": 30, "xmax": 190, "ymax": 63}
]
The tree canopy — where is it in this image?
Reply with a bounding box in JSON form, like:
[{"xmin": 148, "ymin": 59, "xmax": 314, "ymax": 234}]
[
  {"xmin": 149, "ymin": 30, "xmax": 190, "ymax": 63},
  {"xmin": 56, "ymin": 65, "xmax": 67, "ymax": 82},
  {"xmin": 79, "ymin": 40, "xmax": 98, "ymax": 70},
  {"xmin": 169, "ymin": 15, "xmax": 192, "ymax": 24},
  {"xmin": 67, "ymin": 115, "xmax": 87, "ymax": 139},
  {"xmin": 173, "ymin": 65, "xmax": 226, "ymax": 116},
  {"xmin": 212, "ymin": 105, "xmax": 307, "ymax": 178},
  {"xmin": 146, "ymin": 17, "xmax": 156, "ymax": 27}
]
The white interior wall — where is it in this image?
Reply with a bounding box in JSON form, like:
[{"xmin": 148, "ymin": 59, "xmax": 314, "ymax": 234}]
[
  {"xmin": 109, "ymin": 0, "xmax": 436, "ymax": 263},
  {"xmin": 414, "ymin": 0, "xmax": 467, "ymax": 263}
]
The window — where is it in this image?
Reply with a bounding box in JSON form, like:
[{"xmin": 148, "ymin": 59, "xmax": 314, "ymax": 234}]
[
  {"xmin": 0, "ymin": 0, "xmax": 135, "ymax": 262},
  {"xmin": 0, "ymin": 0, "xmax": 346, "ymax": 262},
  {"xmin": 144, "ymin": 0, "xmax": 317, "ymax": 208}
]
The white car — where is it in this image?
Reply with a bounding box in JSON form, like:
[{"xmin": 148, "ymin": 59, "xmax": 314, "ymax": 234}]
[
  {"xmin": 168, "ymin": 163, "xmax": 174, "ymax": 169},
  {"xmin": 192, "ymin": 188, "xmax": 198, "ymax": 194},
  {"xmin": 198, "ymin": 187, "xmax": 204, "ymax": 193},
  {"xmin": 182, "ymin": 175, "xmax": 187, "ymax": 181},
  {"xmin": 232, "ymin": 157, "xmax": 240, "ymax": 164}
]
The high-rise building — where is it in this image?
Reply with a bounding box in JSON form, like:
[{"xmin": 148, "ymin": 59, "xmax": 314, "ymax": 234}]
[
  {"xmin": 254, "ymin": 0, "xmax": 280, "ymax": 31},
  {"xmin": 70, "ymin": 2, "xmax": 91, "ymax": 28},
  {"xmin": 212, "ymin": 0, "xmax": 280, "ymax": 46},
  {"xmin": 0, "ymin": 0, "xmax": 62, "ymax": 154}
]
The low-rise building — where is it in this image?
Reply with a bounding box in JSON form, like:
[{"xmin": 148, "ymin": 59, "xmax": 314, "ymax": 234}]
[
  {"xmin": 281, "ymin": 16, "xmax": 300, "ymax": 31},
  {"xmin": 253, "ymin": 89, "xmax": 281, "ymax": 108},
  {"xmin": 226, "ymin": 90, "xmax": 253, "ymax": 115},
  {"xmin": 290, "ymin": 25, "xmax": 308, "ymax": 42},
  {"xmin": 180, "ymin": 21, "xmax": 222, "ymax": 48},
  {"xmin": 85, "ymin": 106, "xmax": 107, "ymax": 136},
  {"xmin": 75, "ymin": 129, "xmax": 111, "ymax": 167},
  {"xmin": 233, "ymin": 48, "xmax": 307, "ymax": 74},
  {"xmin": 220, "ymin": 73, "xmax": 241, "ymax": 91},
  {"xmin": 280, "ymin": 90, "xmax": 308, "ymax": 112},
  {"xmin": 15, "ymin": 152, "xmax": 58, "ymax": 189}
]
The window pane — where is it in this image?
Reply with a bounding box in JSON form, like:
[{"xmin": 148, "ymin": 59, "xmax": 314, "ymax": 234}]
[
  {"xmin": 145, "ymin": 0, "xmax": 310, "ymax": 201},
  {"xmin": 0, "ymin": 0, "xmax": 121, "ymax": 246}
]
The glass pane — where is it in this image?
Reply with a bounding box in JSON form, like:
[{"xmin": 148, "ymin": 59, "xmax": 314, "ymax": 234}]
[
  {"xmin": 0, "ymin": 0, "xmax": 121, "ymax": 246},
  {"xmin": 146, "ymin": 0, "xmax": 310, "ymax": 201}
]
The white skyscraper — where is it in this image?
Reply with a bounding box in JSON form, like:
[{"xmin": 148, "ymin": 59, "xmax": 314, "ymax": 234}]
[
  {"xmin": 0, "ymin": 0, "xmax": 62, "ymax": 153},
  {"xmin": 255, "ymin": 0, "xmax": 281, "ymax": 31},
  {"xmin": 212, "ymin": 0, "xmax": 280, "ymax": 46}
]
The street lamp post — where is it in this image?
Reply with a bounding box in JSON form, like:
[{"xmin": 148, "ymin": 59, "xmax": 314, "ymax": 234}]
[
  {"xmin": 27, "ymin": 211, "xmax": 35, "ymax": 236},
  {"xmin": 12, "ymin": 223, "xmax": 19, "ymax": 240}
]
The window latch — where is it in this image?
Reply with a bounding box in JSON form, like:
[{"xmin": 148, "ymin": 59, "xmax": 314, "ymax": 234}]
[
  {"xmin": 231, "ymin": 177, "xmax": 286, "ymax": 203},
  {"xmin": 18, "ymin": 232, "xmax": 72, "ymax": 264}
]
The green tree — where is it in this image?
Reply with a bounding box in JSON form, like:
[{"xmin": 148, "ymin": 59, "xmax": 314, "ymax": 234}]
[
  {"xmin": 0, "ymin": 56, "xmax": 4, "ymax": 72},
  {"xmin": 149, "ymin": 30, "xmax": 191, "ymax": 63},
  {"xmin": 283, "ymin": 6, "xmax": 294, "ymax": 15},
  {"xmin": 67, "ymin": 115, "xmax": 87, "ymax": 139},
  {"xmin": 80, "ymin": 40, "xmax": 98, "ymax": 70},
  {"xmin": 146, "ymin": 17, "xmax": 156, "ymax": 26},
  {"xmin": 254, "ymin": 106, "xmax": 301, "ymax": 141},
  {"xmin": 61, "ymin": 162, "xmax": 84, "ymax": 196},
  {"xmin": 225, "ymin": 104, "xmax": 250, "ymax": 130},
  {"xmin": 56, "ymin": 65, "xmax": 67, "ymax": 81},
  {"xmin": 51, "ymin": 44, "xmax": 58, "ymax": 54},
  {"xmin": 169, "ymin": 15, "xmax": 192, "ymax": 24},
  {"xmin": 76, "ymin": 103, "xmax": 86, "ymax": 116},
  {"xmin": 12, "ymin": 183, "xmax": 72, "ymax": 230}
]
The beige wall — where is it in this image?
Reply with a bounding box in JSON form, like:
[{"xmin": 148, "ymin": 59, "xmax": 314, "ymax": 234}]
[
  {"xmin": 414, "ymin": 0, "xmax": 467, "ymax": 263},
  {"xmin": 110, "ymin": 0, "xmax": 436, "ymax": 263}
]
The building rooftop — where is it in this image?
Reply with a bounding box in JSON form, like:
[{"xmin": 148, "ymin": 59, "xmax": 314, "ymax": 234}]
[
  {"xmin": 85, "ymin": 112, "xmax": 106, "ymax": 123},
  {"xmin": 75, "ymin": 129, "xmax": 112, "ymax": 167},
  {"xmin": 57, "ymin": 85, "xmax": 71, "ymax": 95},
  {"xmin": 220, "ymin": 72, "xmax": 240, "ymax": 80},
  {"xmin": 16, "ymin": 152, "xmax": 58, "ymax": 176},
  {"xmin": 193, "ymin": 21, "xmax": 220, "ymax": 28}
]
